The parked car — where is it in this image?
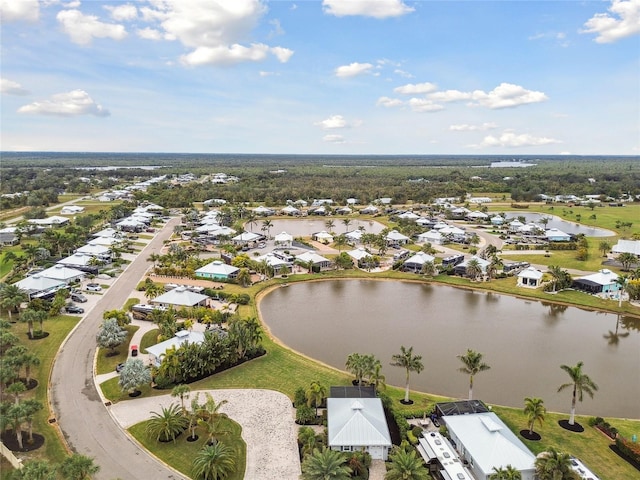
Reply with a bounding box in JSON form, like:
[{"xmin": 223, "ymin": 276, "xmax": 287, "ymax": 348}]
[
  {"xmin": 258, "ymin": 242, "xmax": 266, "ymax": 248},
  {"xmin": 65, "ymin": 304, "xmax": 85, "ymax": 314},
  {"xmin": 85, "ymin": 283, "xmax": 102, "ymax": 292},
  {"xmin": 71, "ymin": 292, "xmax": 88, "ymax": 303},
  {"xmin": 116, "ymin": 363, "xmax": 125, "ymax": 373}
]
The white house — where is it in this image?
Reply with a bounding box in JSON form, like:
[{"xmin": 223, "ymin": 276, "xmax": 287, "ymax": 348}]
[
  {"xmin": 417, "ymin": 230, "xmax": 444, "ymax": 245},
  {"xmin": 403, "ymin": 252, "xmax": 436, "ymax": 273},
  {"xmin": 545, "ymin": 228, "xmax": 571, "ymax": 242},
  {"xmin": 573, "ymin": 269, "xmax": 620, "ymax": 294},
  {"xmin": 151, "ymin": 286, "xmax": 209, "ymax": 308},
  {"xmin": 232, "ymin": 231, "xmax": 262, "ymax": 245},
  {"xmin": 57, "ymin": 253, "xmax": 99, "ymax": 268},
  {"xmin": 280, "ymin": 205, "xmax": 301, "ymax": 216},
  {"xmin": 612, "ymin": 239, "xmax": 640, "ymax": 257},
  {"xmin": 88, "ymin": 236, "xmax": 122, "ymax": 247},
  {"xmin": 60, "ymin": 205, "xmax": 85, "ymax": 215},
  {"xmin": 360, "ymin": 205, "xmax": 379, "ymax": 215},
  {"xmin": 76, "ymin": 244, "xmax": 111, "ymax": 260},
  {"xmin": 517, "ymin": 267, "xmax": 544, "ymax": 288},
  {"xmin": 443, "ymin": 412, "xmax": 536, "ymax": 480},
  {"xmin": 146, "ymin": 330, "xmax": 206, "ymax": 367},
  {"xmin": 327, "ymin": 398, "xmax": 392, "ymax": 461},
  {"xmin": 252, "ymin": 206, "xmax": 275, "ymax": 216},
  {"xmin": 39, "ymin": 265, "xmax": 85, "ymax": 284},
  {"xmin": 92, "ymin": 227, "xmax": 122, "ymax": 238},
  {"xmin": 27, "ymin": 216, "xmax": 69, "ymax": 228},
  {"xmin": 295, "ymin": 252, "xmax": 331, "ymax": 270},
  {"xmin": 14, "ymin": 275, "xmax": 66, "ymax": 299},
  {"xmin": 312, "ymin": 231, "xmax": 334, "ymax": 243},
  {"xmin": 347, "ymin": 247, "xmax": 372, "ymax": 262},
  {"xmin": 254, "ymin": 253, "xmax": 290, "ymax": 274},
  {"xmin": 195, "ymin": 260, "xmax": 239, "ymax": 280},
  {"xmin": 385, "ymin": 230, "xmax": 410, "ymax": 246},
  {"xmin": 274, "ymin": 231, "xmax": 293, "ymax": 247}
]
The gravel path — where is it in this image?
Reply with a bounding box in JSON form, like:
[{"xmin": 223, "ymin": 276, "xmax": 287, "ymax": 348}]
[{"xmin": 109, "ymin": 389, "xmax": 301, "ymax": 480}]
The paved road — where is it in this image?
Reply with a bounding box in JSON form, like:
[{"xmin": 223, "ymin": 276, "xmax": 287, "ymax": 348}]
[{"xmin": 50, "ymin": 217, "xmax": 186, "ymax": 480}]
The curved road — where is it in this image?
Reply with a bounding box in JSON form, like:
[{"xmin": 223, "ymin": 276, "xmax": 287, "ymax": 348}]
[{"xmin": 50, "ymin": 217, "xmax": 186, "ymax": 480}]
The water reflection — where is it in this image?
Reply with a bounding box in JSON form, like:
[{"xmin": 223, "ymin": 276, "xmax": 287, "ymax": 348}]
[
  {"xmin": 504, "ymin": 212, "xmax": 613, "ymax": 237},
  {"xmin": 260, "ymin": 280, "xmax": 640, "ymax": 418}
]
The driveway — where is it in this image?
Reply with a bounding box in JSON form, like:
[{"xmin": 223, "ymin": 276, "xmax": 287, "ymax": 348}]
[
  {"xmin": 110, "ymin": 389, "xmax": 300, "ymax": 480},
  {"xmin": 50, "ymin": 217, "xmax": 186, "ymax": 480}
]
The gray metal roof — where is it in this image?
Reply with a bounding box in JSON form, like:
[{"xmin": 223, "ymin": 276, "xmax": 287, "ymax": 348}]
[{"xmin": 327, "ymin": 397, "xmax": 391, "ymax": 448}]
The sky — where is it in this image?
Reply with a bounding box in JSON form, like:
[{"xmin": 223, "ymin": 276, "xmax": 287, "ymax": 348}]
[{"xmin": 1, "ymin": 0, "xmax": 639, "ymax": 155}]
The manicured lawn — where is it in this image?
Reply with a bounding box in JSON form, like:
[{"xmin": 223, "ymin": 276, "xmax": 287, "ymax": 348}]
[
  {"xmin": 0, "ymin": 314, "xmax": 79, "ymax": 477},
  {"xmin": 139, "ymin": 328, "xmax": 160, "ymax": 352},
  {"xmin": 129, "ymin": 415, "xmax": 246, "ymax": 480},
  {"xmin": 95, "ymin": 325, "xmax": 140, "ymax": 375}
]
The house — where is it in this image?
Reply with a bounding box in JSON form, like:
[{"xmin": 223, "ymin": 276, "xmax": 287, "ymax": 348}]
[
  {"xmin": 345, "ymin": 230, "xmax": 363, "ymax": 244},
  {"xmin": 417, "ymin": 430, "xmax": 474, "ymax": 480},
  {"xmin": 57, "ymin": 253, "xmax": 100, "ymax": 270},
  {"xmin": 76, "ymin": 244, "xmax": 112, "ymax": 260},
  {"xmin": 254, "ymin": 253, "xmax": 290, "ymax": 274},
  {"xmin": 92, "ymin": 227, "xmax": 122, "ymax": 238},
  {"xmin": 490, "ymin": 215, "xmax": 504, "ymax": 226},
  {"xmin": 146, "ymin": 330, "xmax": 206, "ymax": 367},
  {"xmin": 347, "ymin": 247, "xmax": 372, "ymax": 264},
  {"xmin": 385, "ymin": 230, "xmax": 410, "ymax": 246},
  {"xmin": 517, "ymin": 267, "xmax": 544, "ymax": 288},
  {"xmin": 397, "ymin": 212, "xmax": 421, "ymax": 221},
  {"xmin": 327, "ymin": 397, "xmax": 392, "ymax": 460},
  {"xmin": 311, "ymin": 206, "xmax": 327, "ymax": 216},
  {"xmin": 360, "ymin": 205, "xmax": 379, "ymax": 215},
  {"xmin": 467, "ymin": 211, "xmax": 489, "ymax": 222},
  {"xmin": 195, "ymin": 261, "xmax": 239, "ymax": 280},
  {"xmin": 88, "ymin": 236, "xmax": 122, "ymax": 247},
  {"xmin": 508, "ymin": 220, "xmax": 524, "ymax": 233},
  {"xmin": 116, "ymin": 218, "xmax": 146, "ymax": 232},
  {"xmin": 439, "ymin": 226, "xmax": 467, "ymax": 243},
  {"xmin": 545, "ymin": 228, "xmax": 571, "ymax": 242},
  {"xmin": 60, "ymin": 205, "xmax": 85, "ymax": 215},
  {"xmin": 0, "ymin": 228, "xmax": 19, "ymax": 245},
  {"xmin": 417, "ymin": 230, "xmax": 444, "ymax": 245},
  {"xmin": 274, "ymin": 231, "xmax": 293, "ymax": 248},
  {"xmin": 312, "ymin": 231, "xmax": 334, "ymax": 243},
  {"xmin": 253, "ymin": 206, "xmax": 275, "ymax": 216},
  {"xmin": 573, "ymin": 269, "xmax": 620, "ymax": 294},
  {"xmin": 39, "ymin": 265, "xmax": 85, "ymax": 284},
  {"xmin": 335, "ymin": 206, "xmax": 352, "ymax": 215},
  {"xmin": 403, "ymin": 252, "xmax": 436, "ymax": 273},
  {"xmin": 203, "ymin": 198, "xmax": 227, "ymax": 206},
  {"xmin": 295, "ymin": 251, "xmax": 331, "ymax": 271},
  {"xmin": 27, "ymin": 216, "xmax": 69, "ymax": 228},
  {"xmin": 442, "ymin": 411, "xmax": 536, "ymax": 480},
  {"xmin": 374, "ymin": 197, "xmax": 392, "ymax": 205},
  {"xmin": 151, "ymin": 286, "xmax": 209, "ymax": 308},
  {"xmin": 14, "ymin": 275, "xmax": 66, "ymax": 299},
  {"xmin": 612, "ymin": 239, "xmax": 640, "ymax": 257},
  {"xmin": 311, "ymin": 199, "xmax": 334, "ymax": 207},
  {"xmin": 232, "ymin": 231, "xmax": 262, "ymax": 245},
  {"xmin": 454, "ymin": 256, "xmax": 490, "ymax": 276},
  {"xmin": 280, "ymin": 205, "xmax": 301, "ymax": 216}
]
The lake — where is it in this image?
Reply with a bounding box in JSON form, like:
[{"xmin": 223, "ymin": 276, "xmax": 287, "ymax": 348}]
[{"xmin": 260, "ymin": 279, "xmax": 639, "ymax": 419}]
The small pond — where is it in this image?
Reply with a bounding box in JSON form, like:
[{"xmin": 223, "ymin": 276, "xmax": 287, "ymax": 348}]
[
  {"xmin": 260, "ymin": 280, "xmax": 639, "ymax": 418},
  {"xmin": 504, "ymin": 212, "xmax": 614, "ymax": 237},
  {"xmin": 264, "ymin": 219, "xmax": 385, "ymax": 237}
]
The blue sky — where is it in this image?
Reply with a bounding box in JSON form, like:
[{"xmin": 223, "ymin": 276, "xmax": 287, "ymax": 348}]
[{"xmin": 1, "ymin": 0, "xmax": 639, "ymax": 155}]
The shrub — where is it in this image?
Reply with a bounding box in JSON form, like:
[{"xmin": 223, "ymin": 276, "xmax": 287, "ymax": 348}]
[
  {"xmin": 295, "ymin": 404, "xmax": 316, "ymax": 425},
  {"xmin": 616, "ymin": 436, "xmax": 640, "ymax": 465},
  {"xmin": 294, "ymin": 387, "xmax": 307, "ymax": 408},
  {"xmin": 412, "ymin": 426, "xmax": 423, "ymax": 438}
]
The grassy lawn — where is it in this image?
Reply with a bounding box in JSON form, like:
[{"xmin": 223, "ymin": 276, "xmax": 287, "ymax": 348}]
[
  {"xmin": 0, "ymin": 314, "xmax": 80, "ymax": 479},
  {"xmin": 140, "ymin": 328, "xmax": 160, "ymax": 352},
  {"xmin": 95, "ymin": 325, "xmax": 140, "ymax": 375},
  {"xmin": 129, "ymin": 416, "xmax": 245, "ymax": 480},
  {"xmin": 0, "ymin": 246, "xmax": 23, "ymax": 279}
]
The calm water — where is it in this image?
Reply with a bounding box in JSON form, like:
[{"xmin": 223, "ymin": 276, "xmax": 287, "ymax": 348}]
[
  {"xmin": 504, "ymin": 212, "xmax": 614, "ymax": 237},
  {"xmin": 260, "ymin": 280, "xmax": 640, "ymax": 419},
  {"xmin": 266, "ymin": 219, "xmax": 385, "ymax": 237}
]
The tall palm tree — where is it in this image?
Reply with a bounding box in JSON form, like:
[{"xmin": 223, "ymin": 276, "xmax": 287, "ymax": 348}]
[
  {"xmin": 20, "ymin": 309, "xmax": 45, "ymax": 340},
  {"xmin": 465, "ymin": 258, "xmax": 482, "ymax": 281},
  {"xmin": 11, "ymin": 459, "xmax": 57, "ymax": 480},
  {"xmin": 615, "ymin": 274, "xmax": 628, "ymax": 307},
  {"xmin": 300, "ymin": 447, "xmax": 352, "ymax": 480},
  {"xmin": 261, "ymin": 219, "xmax": 273, "ymax": 239},
  {"xmin": 0, "ymin": 284, "xmax": 28, "ymax": 320},
  {"xmin": 557, "ymin": 361, "xmax": 598, "ymax": 426},
  {"xmin": 523, "ymin": 397, "xmax": 546, "ymax": 435},
  {"xmin": 298, "ymin": 427, "xmax": 320, "ymax": 458},
  {"xmin": 489, "ymin": 465, "xmax": 522, "ymax": 480},
  {"xmin": 325, "ymin": 219, "xmax": 335, "ymax": 233},
  {"xmin": 171, "ymin": 384, "xmax": 191, "ymax": 412},
  {"xmin": 384, "ymin": 447, "xmax": 429, "ymax": 480},
  {"xmin": 191, "ymin": 442, "xmax": 237, "ymax": 480},
  {"xmin": 345, "ymin": 353, "xmax": 370, "ymax": 386},
  {"xmin": 58, "ymin": 453, "xmax": 101, "ymax": 480},
  {"xmin": 306, "ymin": 380, "xmax": 327, "ymax": 416},
  {"xmin": 145, "ymin": 403, "xmax": 188, "ymax": 443},
  {"xmin": 342, "ymin": 218, "xmax": 352, "ymax": 233},
  {"xmin": 457, "ymin": 349, "xmax": 491, "ymax": 400},
  {"xmin": 390, "ymin": 346, "xmax": 424, "ymax": 404},
  {"xmin": 370, "ymin": 362, "xmax": 386, "ymax": 394},
  {"xmin": 535, "ymin": 448, "xmax": 580, "ymax": 480}
]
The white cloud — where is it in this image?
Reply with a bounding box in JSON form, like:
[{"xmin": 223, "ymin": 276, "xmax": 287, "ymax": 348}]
[
  {"xmin": 17, "ymin": 89, "xmax": 110, "ymax": 117},
  {"xmin": 376, "ymin": 96, "xmax": 403, "ymax": 108},
  {"xmin": 408, "ymin": 98, "xmax": 443, "ymax": 112},
  {"xmin": 137, "ymin": 27, "xmax": 163, "ymax": 40},
  {"xmin": 181, "ymin": 43, "xmax": 292, "ymax": 66},
  {"xmin": 105, "ymin": 4, "xmax": 138, "ymax": 22},
  {"xmin": 428, "ymin": 89, "xmax": 473, "ymax": 103},
  {"xmin": 1, "ymin": 78, "xmax": 30, "ymax": 95},
  {"xmin": 322, "ymin": 0, "xmax": 414, "ymax": 18},
  {"xmin": 394, "ymin": 69, "xmax": 414, "ymax": 79},
  {"xmin": 139, "ymin": 0, "xmax": 292, "ymax": 66},
  {"xmin": 581, "ymin": 0, "xmax": 640, "ymax": 43},
  {"xmin": 323, "ymin": 134, "xmax": 346, "ymax": 144},
  {"xmin": 476, "ymin": 131, "xmax": 561, "ymax": 148},
  {"xmin": 57, "ymin": 9, "xmax": 127, "ymax": 45},
  {"xmin": 268, "ymin": 18, "xmax": 284, "ymax": 37},
  {"xmin": 394, "ymin": 82, "xmax": 438, "ymax": 94},
  {"xmin": 0, "ymin": 0, "xmax": 39, "ymax": 22},
  {"xmin": 468, "ymin": 83, "xmax": 548, "ymax": 109},
  {"xmin": 335, "ymin": 62, "xmax": 373, "ymax": 78},
  {"xmin": 449, "ymin": 122, "xmax": 497, "ymax": 131},
  {"xmin": 315, "ymin": 114, "xmax": 361, "ymax": 129}
]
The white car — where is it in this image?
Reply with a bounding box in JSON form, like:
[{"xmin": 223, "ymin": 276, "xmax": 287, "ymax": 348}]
[{"xmin": 85, "ymin": 283, "xmax": 102, "ymax": 292}]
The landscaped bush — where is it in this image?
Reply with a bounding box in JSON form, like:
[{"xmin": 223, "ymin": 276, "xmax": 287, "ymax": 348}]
[{"xmin": 615, "ymin": 437, "xmax": 640, "ymax": 466}]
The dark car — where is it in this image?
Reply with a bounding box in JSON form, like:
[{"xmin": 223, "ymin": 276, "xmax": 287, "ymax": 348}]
[
  {"xmin": 71, "ymin": 292, "xmax": 88, "ymax": 303},
  {"xmin": 116, "ymin": 363, "xmax": 125, "ymax": 373},
  {"xmin": 65, "ymin": 305, "xmax": 85, "ymax": 314}
]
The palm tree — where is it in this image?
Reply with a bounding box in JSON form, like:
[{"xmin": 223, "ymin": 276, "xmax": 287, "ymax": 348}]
[
  {"xmin": 615, "ymin": 274, "xmax": 628, "ymax": 307},
  {"xmin": 146, "ymin": 403, "xmax": 188, "ymax": 443},
  {"xmin": 236, "ymin": 268, "xmax": 251, "ymax": 287},
  {"xmin": 171, "ymin": 384, "xmax": 191, "ymax": 412},
  {"xmin": 191, "ymin": 442, "xmax": 237, "ymax": 480},
  {"xmin": 616, "ymin": 252, "xmax": 637, "ymax": 271},
  {"xmin": 19, "ymin": 351, "xmax": 40, "ymax": 385},
  {"xmin": 20, "ymin": 309, "xmax": 45, "ymax": 340},
  {"xmin": 420, "ymin": 260, "xmax": 437, "ymax": 277},
  {"xmin": 261, "ymin": 219, "xmax": 273, "ymax": 239},
  {"xmin": 0, "ymin": 284, "xmax": 28, "ymax": 320},
  {"xmin": 557, "ymin": 361, "xmax": 598, "ymax": 426},
  {"xmin": 298, "ymin": 426, "xmax": 320, "ymax": 458},
  {"xmin": 5, "ymin": 402, "xmax": 28, "ymax": 449},
  {"xmin": 301, "ymin": 447, "xmax": 352, "ymax": 480},
  {"xmin": 306, "ymin": 380, "xmax": 327, "ymax": 416},
  {"xmin": 598, "ymin": 240, "xmax": 611, "ymax": 257},
  {"xmin": 145, "ymin": 282, "xmax": 165, "ymax": 301},
  {"xmin": 334, "ymin": 234, "xmax": 347, "ymax": 252},
  {"xmin": 58, "ymin": 453, "xmax": 101, "ymax": 480},
  {"xmin": 535, "ymin": 448, "xmax": 580, "ymax": 480},
  {"xmin": 523, "ymin": 397, "xmax": 546, "ymax": 436},
  {"xmin": 118, "ymin": 358, "xmax": 152, "ymax": 395},
  {"xmin": 11, "ymin": 459, "xmax": 57, "ymax": 480},
  {"xmin": 22, "ymin": 398, "xmax": 43, "ymax": 444},
  {"xmin": 342, "ymin": 218, "xmax": 352, "ymax": 232},
  {"xmin": 390, "ymin": 346, "xmax": 424, "ymax": 404},
  {"xmin": 96, "ymin": 318, "xmax": 128, "ymax": 356},
  {"xmin": 384, "ymin": 447, "xmax": 429, "ymax": 480},
  {"xmin": 603, "ymin": 314, "xmax": 630, "ymax": 346},
  {"xmin": 457, "ymin": 349, "xmax": 491, "ymax": 400},
  {"xmin": 325, "ymin": 219, "xmax": 335, "ymax": 233},
  {"xmin": 465, "ymin": 258, "xmax": 482, "ymax": 281},
  {"xmin": 345, "ymin": 353, "xmax": 369, "ymax": 386},
  {"xmin": 370, "ymin": 362, "xmax": 386, "ymax": 394},
  {"xmin": 489, "ymin": 465, "xmax": 522, "ymax": 480}
]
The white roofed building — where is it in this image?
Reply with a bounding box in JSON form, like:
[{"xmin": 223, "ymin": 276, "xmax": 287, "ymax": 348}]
[
  {"xmin": 517, "ymin": 267, "xmax": 544, "ymax": 288},
  {"xmin": 27, "ymin": 216, "xmax": 69, "ymax": 228},
  {"xmin": 327, "ymin": 397, "xmax": 392, "ymax": 461},
  {"xmin": 443, "ymin": 412, "xmax": 536, "ymax": 480},
  {"xmin": 274, "ymin": 231, "xmax": 293, "ymax": 247},
  {"xmin": 612, "ymin": 239, "xmax": 640, "ymax": 257},
  {"xmin": 39, "ymin": 265, "xmax": 85, "ymax": 284},
  {"xmin": 403, "ymin": 252, "xmax": 436, "ymax": 273},
  {"xmin": 146, "ymin": 330, "xmax": 206, "ymax": 367},
  {"xmin": 573, "ymin": 269, "xmax": 620, "ymax": 294},
  {"xmin": 232, "ymin": 231, "xmax": 262, "ymax": 245},
  {"xmin": 417, "ymin": 230, "xmax": 444, "ymax": 245},
  {"xmin": 385, "ymin": 230, "xmax": 410, "ymax": 246},
  {"xmin": 151, "ymin": 286, "xmax": 209, "ymax": 308},
  {"xmin": 545, "ymin": 228, "xmax": 571, "ymax": 242},
  {"xmin": 296, "ymin": 251, "xmax": 331, "ymax": 270},
  {"xmin": 14, "ymin": 275, "xmax": 66, "ymax": 299},
  {"xmin": 195, "ymin": 261, "xmax": 239, "ymax": 280},
  {"xmin": 57, "ymin": 253, "xmax": 99, "ymax": 268},
  {"xmin": 312, "ymin": 231, "xmax": 334, "ymax": 243}
]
